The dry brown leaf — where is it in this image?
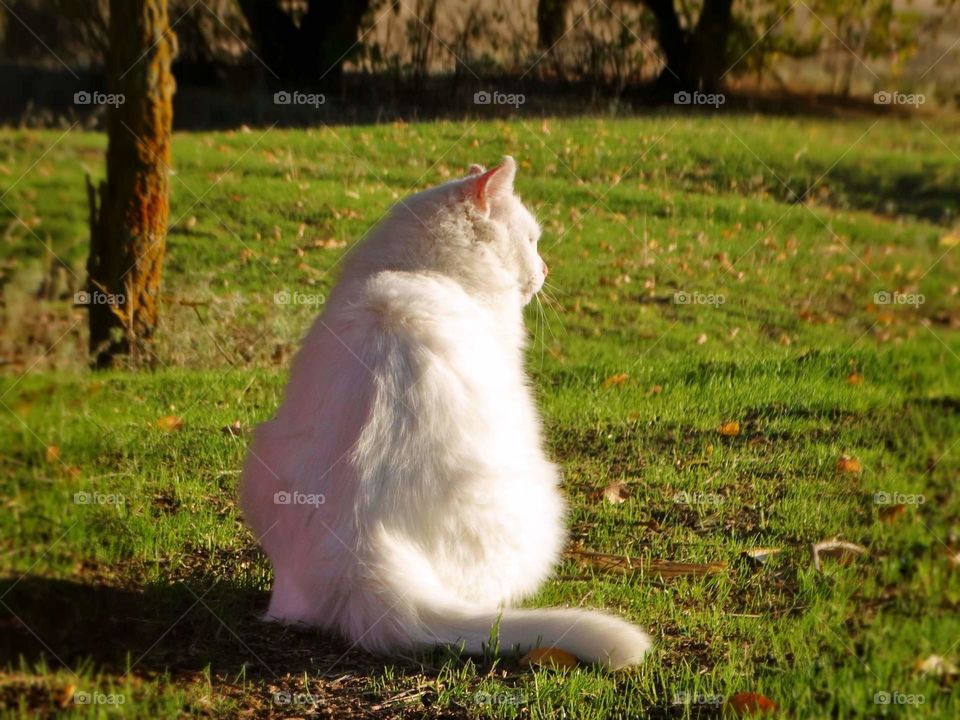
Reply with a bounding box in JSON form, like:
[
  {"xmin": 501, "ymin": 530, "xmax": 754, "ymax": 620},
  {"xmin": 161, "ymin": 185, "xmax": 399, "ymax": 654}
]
[
  {"xmin": 519, "ymin": 647, "xmax": 578, "ymax": 669},
  {"xmin": 836, "ymin": 455, "xmax": 862, "ymax": 474},
  {"xmin": 940, "ymin": 230, "xmax": 960, "ymax": 248},
  {"xmin": 313, "ymin": 238, "xmax": 347, "ymax": 250},
  {"xmin": 569, "ymin": 549, "xmax": 726, "ymax": 578},
  {"xmin": 57, "ymin": 684, "xmax": 76, "ymax": 709},
  {"xmin": 846, "ymin": 372, "xmax": 864, "ymax": 385},
  {"xmin": 602, "ymin": 481, "xmax": 630, "ymax": 504},
  {"xmin": 812, "ymin": 539, "xmax": 867, "ymax": 572},
  {"xmin": 727, "ymin": 692, "xmax": 778, "ymax": 715},
  {"xmin": 221, "ymin": 421, "xmax": 244, "ymax": 437},
  {"xmin": 947, "ymin": 548, "xmax": 960, "ymax": 568},
  {"xmin": 647, "ymin": 384, "xmax": 663, "ymax": 396},
  {"xmin": 45, "ymin": 445, "xmax": 61, "ymax": 463},
  {"xmin": 742, "ymin": 547, "xmax": 782, "ymax": 565},
  {"xmin": 156, "ymin": 415, "xmax": 184, "ymax": 432},
  {"xmin": 602, "ymin": 372, "xmax": 629, "ymax": 389},
  {"xmin": 914, "ymin": 654, "xmax": 958, "ymax": 678},
  {"xmin": 719, "ymin": 421, "xmax": 740, "ymax": 437},
  {"xmin": 878, "ymin": 504, "xmax": 906, "ymax": 524},
  {"xmin": 696, "ymin": 333, "xmax": 708, "ymax": 345}
]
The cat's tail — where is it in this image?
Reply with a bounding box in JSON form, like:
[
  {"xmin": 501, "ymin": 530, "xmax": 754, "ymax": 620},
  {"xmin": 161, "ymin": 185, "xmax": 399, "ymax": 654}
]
[{"xmin": 414, "ymin": 605, "xmax": 652, "ymax": 670}]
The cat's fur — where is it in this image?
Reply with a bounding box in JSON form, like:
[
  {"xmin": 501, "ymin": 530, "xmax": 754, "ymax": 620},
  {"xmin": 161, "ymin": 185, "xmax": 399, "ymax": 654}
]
[{"xmin": 240, "ymin": 157, "xmax": 651, "ymax": 668}]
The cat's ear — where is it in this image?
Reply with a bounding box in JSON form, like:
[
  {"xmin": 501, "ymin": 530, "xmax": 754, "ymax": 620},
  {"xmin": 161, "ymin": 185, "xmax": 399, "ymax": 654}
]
[
  {"xmin": 467, "ymin": 164, "xmax": 485, "ymax": 176},
  {"xmin": 464, "ymin": 156, "xmax": 516, "ymax": 215}
]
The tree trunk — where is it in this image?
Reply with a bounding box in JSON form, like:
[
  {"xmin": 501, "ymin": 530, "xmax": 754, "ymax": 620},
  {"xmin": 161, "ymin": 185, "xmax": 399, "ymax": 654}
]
[
  {"xmin": 237, "ymin": 0, "xmax": 371, "ymax": 89},
  {"xmin": 537, "ymin": 0, "xmax": 571, "ymax": 48},
  {"xmin": 641, "ymin": 0, "xmax": 733, "ymax": 93},
  {"xmin": 86, "ymin": 0, "xmax": 175, "ymax": 368}
]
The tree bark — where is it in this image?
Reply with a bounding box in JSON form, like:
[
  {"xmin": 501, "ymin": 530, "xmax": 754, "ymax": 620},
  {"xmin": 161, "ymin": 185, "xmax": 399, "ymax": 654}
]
[
  {"xmin": 237, "ymin": 0, "xmax": 371, "ymax": 89},
  {"xmin": 87, "ymin": 0, "xmax": 175, "ymax": 368},
  {"xmin": 640, "ymin": 0, "xmax": 734, "ymax": 93},
  {"xmin": 536, "ymin": 0, "xmax": 572, "ymax": 49}
]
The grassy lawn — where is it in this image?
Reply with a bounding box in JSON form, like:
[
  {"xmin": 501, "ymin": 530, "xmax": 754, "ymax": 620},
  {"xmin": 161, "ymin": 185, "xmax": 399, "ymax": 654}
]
[{"xmin": 1, "ymin": 113, "xmax": 959, "ymax": 718}]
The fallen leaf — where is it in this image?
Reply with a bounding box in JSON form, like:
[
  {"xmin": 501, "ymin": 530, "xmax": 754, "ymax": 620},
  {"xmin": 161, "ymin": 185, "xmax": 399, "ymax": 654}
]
[
  {"xmin": 519, "ymin": 647, "xmax": 578, "ymax": 669},
  {"xmin": 313, "ymin": 238, "xmax": 347, "ymax": 250},
  {"xmin": 719, "ymin": 421, "xmax": 740, "ymax": 437},
  {"xmin": 602, "ymin": 481, "xmax": 630, "ymax": 504},
  {"xmin": 846, "ymin": 372, "xmax": 864, "ymax": 385},
  {"xmin": 696, "ymin": 333, "xmax": 708, "ymax": 345},
  {"xmin": 45, "ymin": 445, "xmax": 61, "ymax": 463},
  {"xmin": 727, "ymin": 692, "xmax": 777, "ymax": 715},
  {"xmin": 742, "ymin": 547, "xmax": 782, "ymax": 565},
  {"xmin": 915, "ymin": 654, "xmax": 958, "ymax": 678},
  {"xmin": 812, "ymin": 539, "xmax": 867, "ymax": 572},
  {"xmin": 940, "ymin": 230, "xmax": 960, "ymax": 248},
  {"xmin": 646, "ymin": 384, "xmax": 663, "ymax": 396},
  {"xmin": 836, "ymin": 455, "xmax": 862, "ymax": 474},
  {"xmin": 878, "ymin": 504, "xmax": 905, "ymax": 524},
  {"xmin": 57, "ymin": 684, "xmax": 76, "ymax": 709},
  {"xmin": 156, "ymin": 415, "xmax": 184, "ymax": 432},
  {"xmin": 568, "ymin": 549, "xmax": 726, "ymax": 578},
  {"xmin": 221, "ymin": 421, "xmax": 244, "ymax": 437},
  {"xmin": 602, "ymin": 372, "xmax": 629, "ymax": 388},
  {"xmin": 947, "ymin": 548, "xmax": 960, "ymax": 568}
]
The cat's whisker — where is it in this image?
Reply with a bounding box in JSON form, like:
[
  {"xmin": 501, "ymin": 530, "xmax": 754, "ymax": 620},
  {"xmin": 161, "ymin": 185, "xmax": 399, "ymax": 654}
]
[
  {"xmin": 536, "ymin": 293, "xmax": 558, "ymax": 345},
  {"xmin": 537, "ymin": 287, "xmax": 567, "ymax": 336},
  {"xmin": 537, "ymin": 295, "xmax": 546, "ymax": 368}
]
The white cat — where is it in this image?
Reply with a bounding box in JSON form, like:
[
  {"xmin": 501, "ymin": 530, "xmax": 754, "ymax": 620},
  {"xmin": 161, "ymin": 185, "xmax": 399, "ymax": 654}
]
[{"xmin": 240, "ymin": 157, "xmax": 651, "ymax": 668}]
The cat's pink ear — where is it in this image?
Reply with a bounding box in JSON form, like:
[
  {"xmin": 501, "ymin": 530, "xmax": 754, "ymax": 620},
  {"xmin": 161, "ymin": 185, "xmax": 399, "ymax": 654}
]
[{"xmin": 465, "ymin": 156, "xmax": 516, "ymax": 214}]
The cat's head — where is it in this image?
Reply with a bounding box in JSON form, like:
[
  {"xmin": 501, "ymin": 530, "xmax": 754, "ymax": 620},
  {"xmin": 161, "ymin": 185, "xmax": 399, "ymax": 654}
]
[
  {"xmin": 455, "ymin": 157, "xmax": 548, "ymax": 305},
  {"xmin": 349, "ymin": 156, "xmax": 547, "ymax": 307}
]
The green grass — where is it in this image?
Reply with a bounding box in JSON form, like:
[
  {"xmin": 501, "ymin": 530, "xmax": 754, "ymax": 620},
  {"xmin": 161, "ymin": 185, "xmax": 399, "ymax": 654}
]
[{"xmin": 1, "ymin": 113, "xmax": 959, "ymax": 718}]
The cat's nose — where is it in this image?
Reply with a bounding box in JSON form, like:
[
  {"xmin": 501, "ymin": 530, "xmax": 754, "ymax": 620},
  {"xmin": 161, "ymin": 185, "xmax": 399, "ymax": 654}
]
[{"xmin": 541, "ymin": 261, "xmax": 549, "ymax": 277}]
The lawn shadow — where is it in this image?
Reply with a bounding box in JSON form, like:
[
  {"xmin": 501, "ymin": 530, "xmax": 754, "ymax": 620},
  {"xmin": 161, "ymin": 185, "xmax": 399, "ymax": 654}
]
[{"xmin": 0, "ymin": 575, "xmax": 387, "ymax": 681}]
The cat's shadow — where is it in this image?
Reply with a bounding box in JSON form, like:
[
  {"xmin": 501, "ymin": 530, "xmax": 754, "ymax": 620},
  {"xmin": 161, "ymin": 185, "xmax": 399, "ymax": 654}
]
[{"xmin": 0, "ymin": 575, "xmax": 390, "ymax": 679}]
